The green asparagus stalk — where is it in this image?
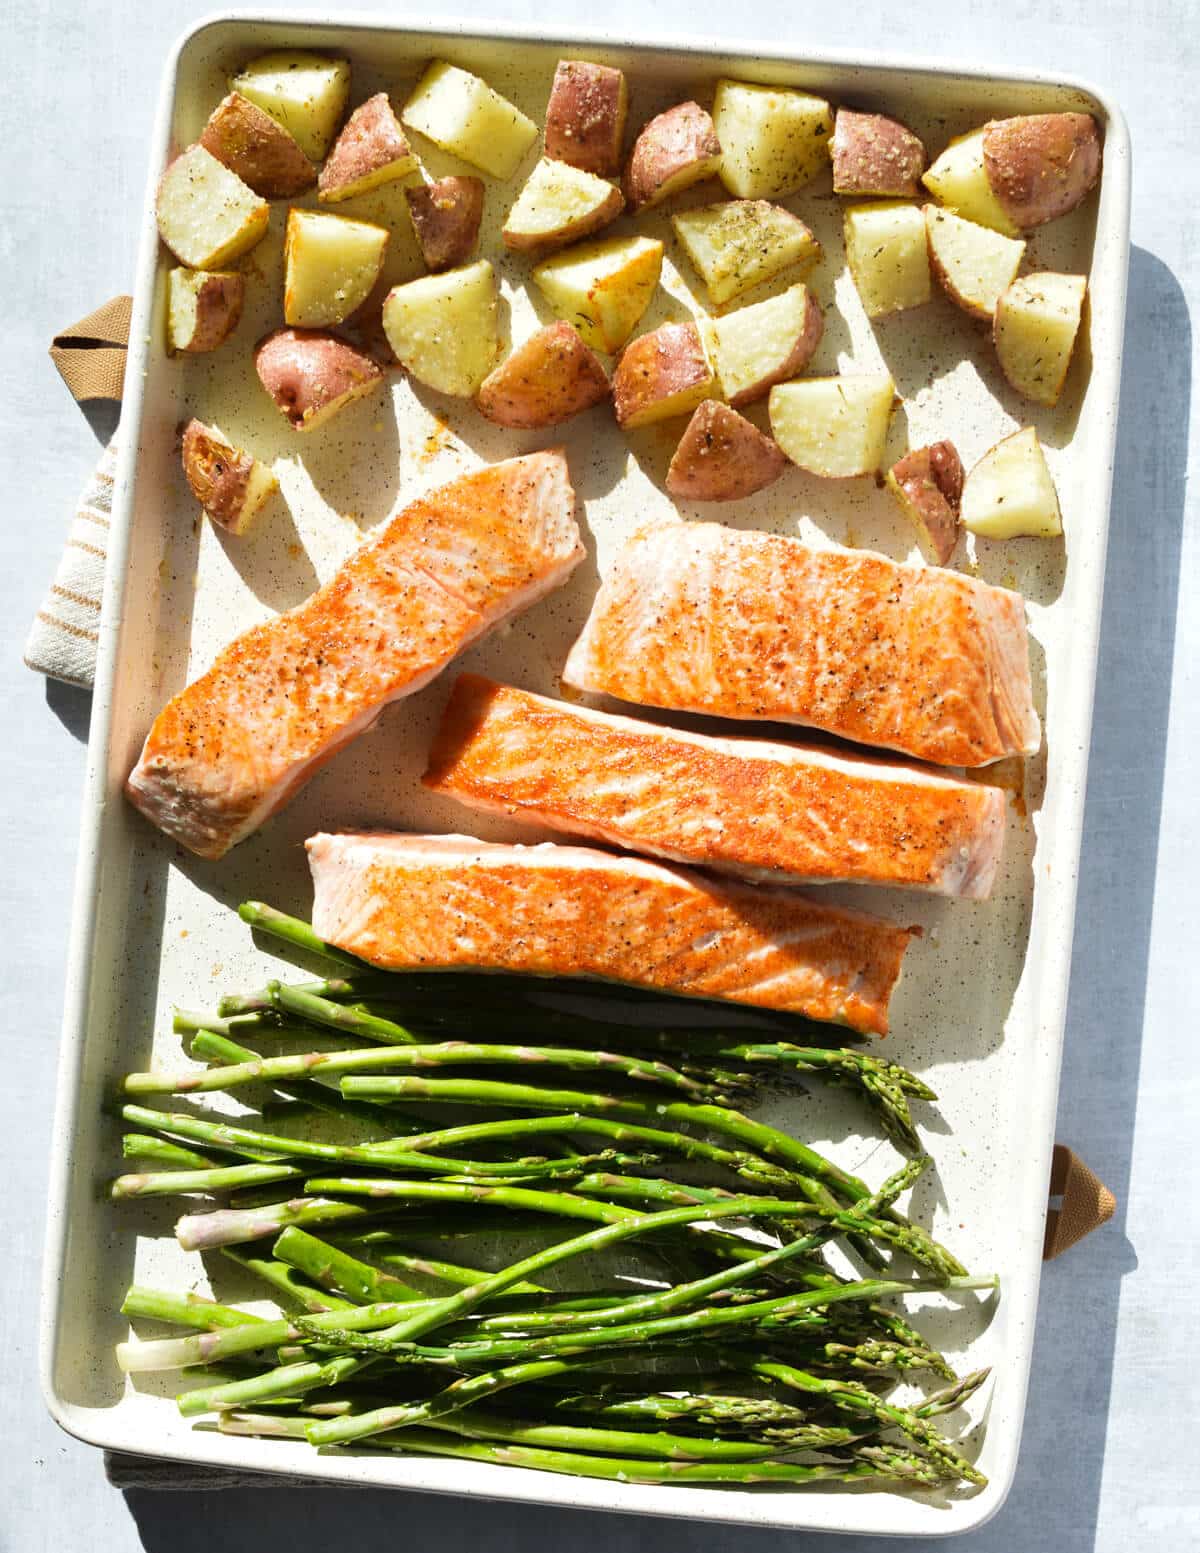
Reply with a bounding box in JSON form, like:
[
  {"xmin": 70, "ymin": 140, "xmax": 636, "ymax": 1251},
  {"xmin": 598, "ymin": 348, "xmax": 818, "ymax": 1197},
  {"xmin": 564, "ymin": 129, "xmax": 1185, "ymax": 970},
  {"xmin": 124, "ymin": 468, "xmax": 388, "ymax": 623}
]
[
  {"xmin": 117, "ymin": 1317, "xmax": 294, "ymax": 1373},
  {"xmin": 121, "ymin": 1134, "xmax": 214, "ymax": 1170},
  {"xmin": 414, "ymin": 1408, "xmax": 825, "ymax": 1461},
  {"xmin": 272, "ymin": 1228, "xmax": 425, "ymax": 1306},
  {"xmin": 238, "ymin": 902, "xmax": 367, "ymax": 968},
  {"xmin": 269, "ymin": 983, "xmax": 417, "ymax": 1046},
  {"xmin": 177, "ymin": 1197, "xmax": 392, "ymax": 1251},
  {"xmin": 220, "ymin": 1247, "xmax": 358, "ymax": 1315},
  {"xmin": 179, "ymin": 1353, "xmax": 370, "ymax": 1417},
  {"xmin": 111, "ymin": 1161, "xmax": 304, "ymax": 1199},
  {"xmin": 120, "ymin": 1286, "xmax": 269, "ymax": 1333},
  {"xmin": 219, "ymin": 1411, "xmax": 310, "ymax": 1439}
]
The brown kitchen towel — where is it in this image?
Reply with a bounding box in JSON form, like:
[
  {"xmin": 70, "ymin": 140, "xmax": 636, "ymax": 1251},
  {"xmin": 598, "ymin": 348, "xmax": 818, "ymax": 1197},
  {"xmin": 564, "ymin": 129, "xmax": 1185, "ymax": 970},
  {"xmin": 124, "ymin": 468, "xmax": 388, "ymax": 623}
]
[
  {"xmin": 1043, "ymin": 1143, "xmax": 1117, "ymax": 1259},
  {"xmin": 49, "ymin": 295, "xmax": 132, "ymax": 403}
]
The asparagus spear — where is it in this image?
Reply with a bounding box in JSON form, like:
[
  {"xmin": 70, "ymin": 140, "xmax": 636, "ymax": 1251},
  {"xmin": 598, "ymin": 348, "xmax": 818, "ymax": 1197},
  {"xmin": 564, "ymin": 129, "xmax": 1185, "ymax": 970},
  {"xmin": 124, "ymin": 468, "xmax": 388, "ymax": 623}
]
[
  {"xmin": 120, "ymin": 1286, "xmax": 269, "ymax": 1332},
  {"xmin": 272, "ymin": 1228, "xmax": 424, "ymax": 1306},
  {"xmin": 220, "ymin": 1247, "xmax": 358, "ymax": 1316},
  {"xmin": 121, "ymin": 1135, "xmax": 214, "ymax": 1170},
  {"xmin": 111, "ymin": 1162, "xmax": 304, "ymax": 1199},
  {"xmin": 238, "ymin": 902, "xmax": 366, "ymax": 968}
]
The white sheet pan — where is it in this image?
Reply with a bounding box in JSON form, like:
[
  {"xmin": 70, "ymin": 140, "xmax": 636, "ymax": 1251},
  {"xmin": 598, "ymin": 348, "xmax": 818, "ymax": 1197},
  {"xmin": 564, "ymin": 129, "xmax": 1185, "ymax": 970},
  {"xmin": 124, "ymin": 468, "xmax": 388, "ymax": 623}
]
[{"xmin": 39, "ymin": 11, "xmax": 1130, "ymax": 1536}]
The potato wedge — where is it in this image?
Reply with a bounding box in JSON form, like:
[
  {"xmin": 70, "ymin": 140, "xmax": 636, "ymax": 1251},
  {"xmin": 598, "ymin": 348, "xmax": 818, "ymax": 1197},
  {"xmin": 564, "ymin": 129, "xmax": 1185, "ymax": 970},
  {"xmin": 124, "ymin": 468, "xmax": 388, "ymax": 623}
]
[
  {"xmin": 672, "ymin": 199, "xmax": 819, "ymax": 307},
  {"xmin": 922, "ymin": 128, "xmax": 1020, "ymax": 236},
  {"xmin": 831, "ymin": 109, "xmax": 926, "ymax": 198},
  {"xmin": 925, "ymin": 205, "xmax": 1025, "ymax": 319},
  {"xmin": 405, "ymin": 177, "xmax": 484, "ymax": 272},
  {"xmin": 166, "ymin": 268, "xmax": 245, "ymax": 354},
  {"xmin": 155, "ymin": 144, "xmax": 269, "ymax": 270},
  {"xmin": 962, "ymin": 426, "xmax": 1061, "ymax": 538},
  {"xmin": 624, "ymin": 101, "xmax": 721, "ymax": 212},
  {"xmin": 612, "ymin": 321, "xmax": 716, "ymax": 429},
  {"xmin": 983, "ymin": 113, "xmax": 1101, "ymax": 229},
  {"xmin": 476, "ymin": 322, "xmax": 609, "ymax": 428},
  {"xmin": 230, "ymin": 51, "xmax": 350, "ymax": 161},
  {"xmin": 712, "ymin": 79, "xmax": 832, "ymax": 199},
  {"xmin": 844, "ymin": 202, "xmax": 931, "ymax": 318},
  {"xmin": 254, "ymin": 327, "xmax": 383, "ymax": 431},
  {"xmin": 886, "ymin": 442, "xmax": 963, "ymax": 564},
  {"xmin": 667, "ymin": 400, "xmax": 786, "ymax": 501},
  {"xmin": 319, "ymin": 93, "xmax": 418, "ymax": 201},
  {"xmin": 382, "ymin": 259, "xmax": 500, "ymax": 396},
  {"xmin": 503, "ymin": 158, "xmax": 624, "ymax": 252},
  {"xmin": 283, "ymin": 209, "xmax": 389, "ymax": 328},
  {"xmin": 709, "ymin": 283, "xmax": 823, "ymax": 407},
  {"xmin": 768, "ymin": 373, "xmax": 895, "ymax": 478},
  {"xmin": 532, "ymin": 235, "xmax": 663, "ymax": 355},
  {"xmin": 181, "ymin": 419, "xmax": 277, "ymax": 535},
  {"xmin": 544, "ymin": 60, "xmax": 628, "ymax": 177},
  {"xmin": 199, "ymin": 92, "xmax": 316, "ymax": 198},
  {"xmin": 993, "ymin": 272, "xmax": 1087, "ymax": 406},
  {"xmin": 402, "ymin": 60, "xmax": 537, "ymax": 180}
]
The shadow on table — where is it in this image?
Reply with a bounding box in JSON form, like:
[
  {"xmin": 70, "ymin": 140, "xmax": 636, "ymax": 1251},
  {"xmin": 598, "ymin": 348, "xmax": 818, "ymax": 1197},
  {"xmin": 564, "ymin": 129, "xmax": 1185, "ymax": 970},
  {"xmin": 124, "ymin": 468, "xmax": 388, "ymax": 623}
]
[{"xmin": 118, "ymin": 245, "xmax": 1189, "ymax": 1553}]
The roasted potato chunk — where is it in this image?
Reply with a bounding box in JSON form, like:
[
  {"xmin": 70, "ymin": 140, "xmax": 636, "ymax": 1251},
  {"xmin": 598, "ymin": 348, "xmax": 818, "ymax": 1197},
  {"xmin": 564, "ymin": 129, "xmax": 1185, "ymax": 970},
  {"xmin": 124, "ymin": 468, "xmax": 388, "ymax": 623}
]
[
  {"xmin": 319, "ymin": 93, "xmax": 418, "ymax": 201},
  {"xmin": 155, "ymin": 145, "xmax": 269, "ymax": 270},
  {"xmin": 382, "ymin": 260, "xmax": 500, "ymax": 397},
  {"xmin": 544, "ymin": 60, "xmax": 628, "ymax": 177},
  {"xmin": 254, "ymin": 327, "xmax": 383, "ymax": 431},
  {"xmin": 166, "ymin": 268, "xmax": 245, "ymax": 355},
  {"xmin": 402, "ymin": 60, "xmax": 537, "ymax": 180},
  {"xmin": 831, "ymin": 109, "xmax": 926, "ymax": 198},
  {"xmin": 886, "ymin": 442, "xmax": 964, "ymax": 564},
  {"xmin": 925, "ymin": 205, "xmax": 1025, "ymax": 319},
  {"xmin": 769, "ymin": 372, "xmax": 895, "ymax": 478},
  {"xmin": 962, "ymin": 426, "xmax": 1062, "ymax": 538},
  {"xmin": 672, "ymin": 199, "xmax": 819, "ymax": 307},
  {"xmin": 502, "ymin": 157, "xmax": 624, "ymax": 252},
  {"xmin": 476, "ymin": 322, "xmax": 610, "ymax": 428},
  {"xmin": 405, "ymin": 177, "xmax": 484, "ymax": 272},
  {"xmin": 712, "ymin": 79, "xmax": 832, "ymax": 198},
  {"xmin": 181, "ymin": 419, "xmax": 277, "ymax": 534},
  {"xmin": 532, "ymin": 235, "xmax": 663, "ymax": 355},
  {"xmin": 993, "ymin": 272, "xmax": 1087, "ymax": 406},
  {"xmin": 612, "ymin": 321, "xmax": 716, "ymax": 429},
  {"xmin": 922, "ymin": 128, "xmax": 1020, "ymax": 236},
  {"xmin": 624, "ymin": 101, "xmax": 722, "ymax": 211},
  {"xmin": 844, "ymin": 202, "xmax": 931, "ymax": 318},
  {"xmin": 709, "ymin": 283, "xmax": 823, "ymax": 407},
  {"xmin": 667, "ymin": 400, "xmax": 786, "ymax": 501},
  {"xmin": 283, "ymin": 209, "xmax": 389, "ymax": 329},
  {"xmin": 230, "ymin": 51, "xmax": 350, "ymax": 162},
  {"xmin": 199, "ymin": 92, "xmax": 316, "ymax": 198},
  {"xmin": 983, "ymin": 113, "xmax": 1101, "ymax": 229}
]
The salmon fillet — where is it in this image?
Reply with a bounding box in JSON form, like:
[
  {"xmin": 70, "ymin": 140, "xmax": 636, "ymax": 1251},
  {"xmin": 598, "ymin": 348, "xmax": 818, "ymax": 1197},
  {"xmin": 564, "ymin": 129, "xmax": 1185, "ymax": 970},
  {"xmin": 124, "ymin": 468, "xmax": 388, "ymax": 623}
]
[
  {"xmin": 562, "ymin": 521, "xmax": 1040, "ymax": 767},
  {"xmin": 424, "ymin": 674, "xmax": 1008, "ymax": 899},
  {"xmin": 127, "ymin": 452, "xmax": 583, "ymax": 858},
  {"xmin": 307, "ymin": 831, "xmax": 916, "ymax": 1034}
]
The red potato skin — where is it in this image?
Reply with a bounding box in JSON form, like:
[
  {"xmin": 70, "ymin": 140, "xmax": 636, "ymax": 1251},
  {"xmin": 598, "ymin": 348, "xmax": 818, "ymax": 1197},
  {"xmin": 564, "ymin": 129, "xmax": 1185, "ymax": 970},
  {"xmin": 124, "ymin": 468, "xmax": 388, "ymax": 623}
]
[
  {"xmin": 199, "ymin": 93, "xmax": 316, "ymax": 198},
  {"xmin": 254, "ymin": 328, "xmax": 384, "ymax": 431},
  {"xmin": 612, "ymin": 322, "xmax": 712, "ymax": 428},
  {"xmin": 176, "ymin": 273, "xmax": 245, "ymax": 353},
  {"xmin": 831, "ymin": 109, "xmax": 927, "ymax": 197},
  {"xmin": 319, "ymin": 93, "xmax": 412, "ymax": 200},
  {"xmin": 983, "ymin": 113, "xmax": 1102, "ymax": 228},
  {"xmin": 544, "ymin": 60, "xmax": 628, "ymax": 177},
  {"xmin": 181, "ymin": 420, "xmax": 263, "ymax": 530},
  {"xmin": 725, "ymin": 290, "xmax": 824, "ymax": 409},
  {"xmin": 476, "ymin": 323, "xmax": 610, "ymax": 428},
  {"xmin": 405, "ymin": 177, "xmax": 485, "ymax": 272},
  {"xmin": 624, "ymin": 101, "xmax": 721, "ymax": 211},
  {"xmin": 886, "ymin": 441, "xmax": 964, "ymax": 565},
  {"xmin": 667, "ymin": 400, "xmax": 787, "ymax": 502}
]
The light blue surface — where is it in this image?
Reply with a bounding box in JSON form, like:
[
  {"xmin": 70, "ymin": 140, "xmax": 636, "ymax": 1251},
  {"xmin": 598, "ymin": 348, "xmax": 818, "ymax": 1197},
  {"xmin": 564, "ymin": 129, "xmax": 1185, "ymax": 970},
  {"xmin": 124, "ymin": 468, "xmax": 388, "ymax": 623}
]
[{"xmin": 2, "ymin": 3, "xmax": 1197, "ymax": 1548}]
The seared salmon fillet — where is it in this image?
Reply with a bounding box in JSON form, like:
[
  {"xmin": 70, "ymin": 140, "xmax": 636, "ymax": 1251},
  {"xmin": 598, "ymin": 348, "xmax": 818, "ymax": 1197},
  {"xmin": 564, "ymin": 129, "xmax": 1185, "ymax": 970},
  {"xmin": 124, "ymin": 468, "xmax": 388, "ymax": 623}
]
[
  {"xmin": 424, "ymin": 675, "xmax": 1008, "ymax": 899},
  {"xmin": 562, "ymin": 521, "xmax": 1040, "ymax": 767},
  {"xmin": 127, "ymin": 452, "xmax": 583, "ymax": 858},
  {"xmin": 307, "ymin": 832, "xmax": 916, "ymax": 1034}
]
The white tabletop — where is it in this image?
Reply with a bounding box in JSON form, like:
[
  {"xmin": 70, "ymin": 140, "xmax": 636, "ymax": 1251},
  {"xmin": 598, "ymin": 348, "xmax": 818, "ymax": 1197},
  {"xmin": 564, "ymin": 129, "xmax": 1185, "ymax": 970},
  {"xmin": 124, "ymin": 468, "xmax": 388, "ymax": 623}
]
[{"xmin": 3, "ymin": 3, "xmax": 1197, "ymax": 1549}]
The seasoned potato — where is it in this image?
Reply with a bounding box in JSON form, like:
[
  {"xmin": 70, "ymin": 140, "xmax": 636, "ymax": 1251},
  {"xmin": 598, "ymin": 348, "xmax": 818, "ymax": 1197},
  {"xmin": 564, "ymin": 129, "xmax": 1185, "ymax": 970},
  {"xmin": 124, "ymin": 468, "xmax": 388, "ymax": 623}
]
[
  {"xmin": 181, "ymin": 419, "xmax": 277, "ymax": 535},
  {"xmin": 709, "ymin": 283, "xmax": 823, "ymax": 407},
  {"xmin": 402, "ymin": 60, "xmax": 537, "ymax": 180},
  {"xmin": 230, "ymin": 51, "xmax": 350, "ymax": 161},
  {"xmin": 925, "ymin": 205, "xmax": 1025, "ymax": 320},
  {"xmin": 712, "ymin": 79, "xmax": 832, "ymax": 199},
  {"xmin": 199, "ymin": 92, "xmax": 316, "ymax": 198},
  {"xmin": 962, "ymin": 426, "xmax": 1061, "ymax": 538},
  {"xmin": 624, "ymin": 102, "xmax": 722, "ymax": 212},
  {"xmin": 672, "ymin": 199, "xmax": 819, "ymax": 307},
  {"xmin": 544, "ymin": 60, "xmax": 628, "ymax": 177},
  {"xmin": 532, "ymin": 235, "xmax": 663, "ymax": 355},
  {"xmin": 319, "ymin": 93, "xmax": 417, "ymax": 201},
  {"xmin": 612, "ymin": 321, "xmax": 716, "ymax": 429},
  {"xmin": 983, "ymin": 114, "xmax": 1101, "ymax": 229},
  {"xmin": 476, "ymin": 322, "xmax": 609, "ymax": 428},
  {"xmin": 667, "ymin": 400, "xmax": 786, "ymax": 501},
  {"xmin": 254, "ymin": 328, "xmax": 383, "ymax": 431},
  {"xmin": 283, "ymin": 209, "xmax": 389, "ymax": 328},
  {"xmin": 922, "ymin": 128, "xmax": 1020, "ymax": 236},
  {"xmin": 769, "ymin": 373, "xmax": 895, "ymax": 478},
  {"xmin": 831, "ymin": 109, "xmax": 926, "ymax": 198},
  {"xmin": 993, "ymin": 272, "xmax": 1087, "ymax": 406},
  {"xmin": 155, "ymin": 144, "xmax": 270, "ymax": 270},
  {"xmin": 406, "ymin": 177, "xmax": 484, "ymax": 272},
  {"xmin": 382, "ymin": 260, "xmax": 500, "ymax": 396},
  {"xmin": 503, "ymin": 158, "xmax": 624, "ymax": 252},
  {"xmin": 166, "ymin": 268, "xmax": 245, "ymax": 354},
  {"xmin": 844, "ymin": 202, "xmax": 931, "ymax": 318},
  {"xmin": 886, "ymin": 441, "xmax": 964, "ymax": 564}
]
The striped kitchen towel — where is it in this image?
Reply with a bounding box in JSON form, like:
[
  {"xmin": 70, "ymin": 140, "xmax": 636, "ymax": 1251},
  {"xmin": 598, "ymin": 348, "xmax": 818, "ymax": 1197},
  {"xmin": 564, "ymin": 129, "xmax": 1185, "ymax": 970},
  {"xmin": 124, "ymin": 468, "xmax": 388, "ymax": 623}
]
[{"xmin": 23, "ymin": 435, "xmax": 117, "ymax": 689}]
